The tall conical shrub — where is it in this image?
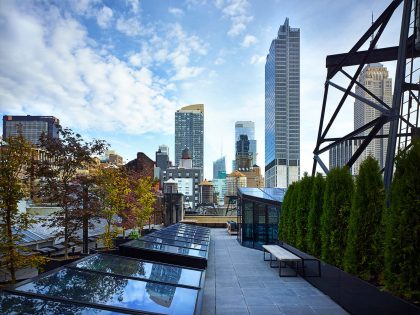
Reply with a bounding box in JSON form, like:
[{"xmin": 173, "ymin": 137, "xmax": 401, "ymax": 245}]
[
  {"xmin": 321, "ymin": 166, "xmax": 354, "ymax": 268},
  {"xmin": 384, "ymin": 139, "xmax": 420, "ymax": 300},
  {"xmin": 344, "ymin": 156, "xmax": 385, "ymax": 281},
  {"xmin": 279, "ymin": 184, "xmax": 293, "ymax": 242},
  {"xmin": 296, "ymin": 173, "xmax": 314, "ymax": 251},
  {"xmin": 307, "ymin": 173, "xmax": 325, "ymax": 257},
  {"xmin": 286, "ymin": 182, "xmax": 299, "ymax": 246}
]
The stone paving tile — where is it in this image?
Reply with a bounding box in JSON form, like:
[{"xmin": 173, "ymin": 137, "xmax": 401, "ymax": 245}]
[{"xmin": 202, "ymin": 228, "xmax": 348, "ymax": 315}]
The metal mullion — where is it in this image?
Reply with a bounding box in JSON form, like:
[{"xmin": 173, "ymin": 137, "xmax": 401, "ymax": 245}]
[
  {"xmin": 154, "ymin": 232, "xmax": 209, "ymax": 243},
  {"xmin": 2, "ymin": 288, "xmax": 150, "ymax": 315},
  {"xmin": 66, "ymin": 265, "xmax": 201, "ymax": 290}
]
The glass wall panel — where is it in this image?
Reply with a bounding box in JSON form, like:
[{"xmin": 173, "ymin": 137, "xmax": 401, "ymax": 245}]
[
  {"xmin": 267, "ymin": 205, "xmax": 279, "ymax": 243},
  {"xmin": 242, "ymin": 201, "xmax": 254, "ymax": 248},
  {"xmin": 254, "ymin": 203, "xmax": 267, "ymax": 249}
]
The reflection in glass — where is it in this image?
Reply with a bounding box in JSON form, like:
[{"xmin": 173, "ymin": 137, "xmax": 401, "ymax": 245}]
[
  {"xmin": 0, "ymin": 292, "xmax": 123, "ymax": 314},
  {"xmin": 142, "ymin": 236, "xmax": 208, "ymax": 251},
  {"xmin": 75, "ymin": 254, "xmax": 202, "ymax": 287},
  {"xmin": 125, "ymin": 240, "xmax": 207, "ymax": 258},
  {"xmin": 15, "ymin": 268, "xmax": 198, "ymax": 315}
]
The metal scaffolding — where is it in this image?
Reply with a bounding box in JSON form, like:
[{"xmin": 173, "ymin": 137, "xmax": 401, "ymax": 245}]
[{"xmin": 312, "ymin": 0, "xmax": 420, "ymax": 203}]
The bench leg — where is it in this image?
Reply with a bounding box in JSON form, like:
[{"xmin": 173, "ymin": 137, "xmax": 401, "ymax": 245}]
[
  {"xmin": 269, "ymin": 254, "xmax": 279, "ymax": 268},
  {"xmin": 263, "ymin": 249, "xmax": 270, "ymax": 261},
  {"xmin": 279, "ymin": 261, "xmax": 298, "ymax": 277}
]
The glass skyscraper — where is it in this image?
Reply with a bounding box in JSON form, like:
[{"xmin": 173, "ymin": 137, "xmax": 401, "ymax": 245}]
[
  {"xmin": 235, "ymin": 121, "xmax": 257, "ymax": 166},
  {"xmin": 175, "ymin": 104, "xmax": 204, "ymax": 170},
  {"xmin": 265, "ymin": 18, "xmax": 300, "ymax": 188},
  {"xmin": 2, "ymin": 115, "xmax": 60, "ymax": 146},
  {"xmin": 213, "ymin": 156, "xmax": 226, "ymax": 179}
]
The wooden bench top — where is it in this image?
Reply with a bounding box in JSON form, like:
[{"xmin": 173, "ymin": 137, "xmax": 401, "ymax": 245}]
[{"xmin": 263, "ymin": 245, "xmax": 301, "ymax": 262}]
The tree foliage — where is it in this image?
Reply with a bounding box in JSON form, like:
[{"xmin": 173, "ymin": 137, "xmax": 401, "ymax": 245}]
[
  {"xmin": 321, "ymin": 166, "xmax": 354, "ymax": 268},
  {"xmin": 36, "ymin": 127, "xmax": 107, "ymax": 258},
  {"xmin": 286, "ymin": 181, "xmax": 299, "ymax": 246},
  {"xmin": 306, "ymin": 173, "xmax": 325, "ymax": 257},
  {"xmin": 344, "ymin": 156, "xmax": 385, "ymax": 281},
  {"xmin": 295, "ymin": 173, "xmax": 314, "ymax": 251},
  {"xmin": 0, "ymin": 134, "xmax": 47, "ymax": 282},
  {"xmin": 279, "ymin": 184, "xmax": 293, "ymax": 242},
  {"xmin": 384, "ymin": 139, "xmax": 420, "ymax": 300},
  {"xmin": 97, "ymin": 167, "xmax": 130, "ymax": 248}
]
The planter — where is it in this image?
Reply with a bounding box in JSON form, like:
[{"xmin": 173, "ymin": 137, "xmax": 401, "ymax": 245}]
[{"xmin": 277, "ymin": 243, "xmax": 420, "ymax": 315}]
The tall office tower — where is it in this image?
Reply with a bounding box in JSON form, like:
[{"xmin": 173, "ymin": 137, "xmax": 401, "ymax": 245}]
[
  {"xmin": 3, "ymin": 115, "xmax": 60, "ymax": 146},
  {"xmin": 159, "ymin": 144, "xmax": 169, "ymax": 156},
  {"xmin": 213, "ymin": 156, "xmax": 226, "ymax": 179},
  {"xmin": 235, "ymin": 121, "xmax": 257, "ymax": 166},
  {"xmin": 353, "ymin": 63, "xmax": 392, "ymax": 174},
  {"xmin": 265, "ymin": 18, "xmax": 300, "ymax": 188},
  {"xmin": 175, "ymin": 104, "xmax": 204, "ymax": 170},
  {"xmin": 329, "ymin": 140, "xmax": 354, "ymax": 171},
  {"xmin": 235, "ymin": 135, "xmax": 253, "ymax": 170}
]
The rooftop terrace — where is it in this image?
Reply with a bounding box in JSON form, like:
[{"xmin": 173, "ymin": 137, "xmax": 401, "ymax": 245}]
[{"xmin": 202, "ymin": 228, "xmax": 348, "ymax": 315}]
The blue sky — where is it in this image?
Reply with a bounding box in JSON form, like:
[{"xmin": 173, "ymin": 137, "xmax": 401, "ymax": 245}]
[{"xmin": 0, "ymin": 0, "xmax": 400, "ymax": 179}]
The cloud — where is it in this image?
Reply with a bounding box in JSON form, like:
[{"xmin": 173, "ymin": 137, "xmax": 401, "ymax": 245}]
[
  {"xmin": 127, "ymin": 0, "xmax": 140, "ymax": 14},
  {"xmin": 168, "ymin": 7, "xmax": 185, "ymax": 17},
  {"xmin": 0, "ymin": 1, "xmax": 177, "ymax": 135},
  {"xmin": 214, "ymin": 57, "xmax": 225, "ymax": 65},
  {"xmin": 96, "ymin": 6, "xmax": 113, "ymax": 28},
  {"xmin": 241, "ymin": 34, "xmax": 257, "ymax": 47},
  {"xmin": 250, "ymin": 54, "xmax": 266, "ymax": 65},
  {"xmin": 116, "ymin": 17, "xmax": 142, "ymax": 36},
  {"xmin": 215, "ymin": 0, "xmax": 253, "ymax": 37}
]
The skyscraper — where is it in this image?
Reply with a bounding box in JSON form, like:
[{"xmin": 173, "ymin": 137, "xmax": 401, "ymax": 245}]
[
  {"xmin": 235, "ymin": 121, "xmax": 257, "ymax": 166},
  {"xmin": 213, "ymin": 156, "xmax": 226, "ymax": 179},
  {"xmin": 353, "ymin": 63, "xmax": 392, "ymax": 174},
  {"xmin": 175, "ymin": 104, "xmax": 204, "ymax": 170},
  {"xmin": 265, "ymin": 18, "xmax": 300, "ymax": 188},
  {"xmin": 2, "ymin": 115, "xmax": 60, "ymax": 146}
]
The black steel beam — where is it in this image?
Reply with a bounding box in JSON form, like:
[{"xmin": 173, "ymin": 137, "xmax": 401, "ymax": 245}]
[{"xmin": 326, "ymin": 36, "xmax": 420, "ymax": 70}]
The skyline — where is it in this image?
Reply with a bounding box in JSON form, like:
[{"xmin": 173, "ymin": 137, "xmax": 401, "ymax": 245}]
[{"xmin": 0, "ymin": 0, "xmax": 401, "ymax": 179}]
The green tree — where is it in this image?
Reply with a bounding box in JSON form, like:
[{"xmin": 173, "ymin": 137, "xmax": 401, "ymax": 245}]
[
  {"xmin": 306, "ymin": 173, "xmax": 325, "ymax": 257},
  {"xmin": 127, "ymin": 175, "xmax": 157, "ymax": 234},
  {"xmin": 0, "ymin": 134, "xmax": 47, "ymax": 283},
  {"xmin": 36, "ymin": 127, "xmax": 107, "ymax": 258},
  {"xmin": 384, "ymin": 139, "xmax": 420, "ymax": 300},
  {"xmin": 286, "ymin": 181, "xmax": 299, "ymax": 246},
  {"xmin": 344, "ymin": 156, "xmax": 385, "ymax": 281},
  {"xmin": 295, "ymin": 173, "xmax": 314, "ymax": 251},
  {"xmin": 97, "ymin": 167, "xmax": 130, "ymax": 248},
  {"xmin": 279, "ymin": 184, "xmax": 293, "ymax": 242},
  {"xmin": 321, "ymin": 166, "xmax": 354, "ymax": 267}
]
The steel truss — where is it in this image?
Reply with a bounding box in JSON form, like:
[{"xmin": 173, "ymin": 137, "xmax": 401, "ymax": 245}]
[{"xmin": 312, "ymin": 0, "xmax": 420, "ymax": 202}]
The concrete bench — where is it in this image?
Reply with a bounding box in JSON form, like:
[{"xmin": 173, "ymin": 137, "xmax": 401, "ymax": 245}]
[
  {"xmin": 262, "ymin": 245, "xmax": 301, "ymax": 277},
  {"xmin": 280, "ymin": 242, "xmax": 321, "ymax": 277}
]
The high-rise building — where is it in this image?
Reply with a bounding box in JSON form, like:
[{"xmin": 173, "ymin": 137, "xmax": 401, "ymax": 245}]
[
  {"xmin": 213, "ymin": 156, "xmax": 226, "ymax": 179},
  {"xmin": 353, "ymin": 63, "xmax": 392, "ymax": 174},
  {"xmin": 2, "ymin": 115, "xmax": 60, "ymax": 146},
  {"xmin": 265, "ymin": 18, "xmax": 300, "ymax": 188},
  {"xmin": 175, "ymin": 104, "xmax": 204, "ymax": 170},
  {"xmin": 235, "ymin": 135, "xmax": 253, "ymax": 171},
  {"xmin": 329, "ymin": 140, "xmax": 354, "ymax": 171},
  {"xmin": 235, "ymin": 121, "xmax": 257, "ymax": 166}
]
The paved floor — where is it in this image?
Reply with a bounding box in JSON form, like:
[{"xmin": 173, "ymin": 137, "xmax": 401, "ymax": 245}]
[{"xmin": 202, "ymin": 228, "xmax": 348, "ymax": 315}]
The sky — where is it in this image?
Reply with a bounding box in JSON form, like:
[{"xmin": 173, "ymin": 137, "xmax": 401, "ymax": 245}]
[{"xmin": 0, "ymin": 0, "xmax": 401, "ymax": 180}]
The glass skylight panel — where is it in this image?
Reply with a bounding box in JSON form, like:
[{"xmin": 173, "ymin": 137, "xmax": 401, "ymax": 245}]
[
  {"xmin": 73, "ymin": 254, "xmax": 202, "ymax": 288},
  {"xmin": 123, "ymin": 240, "xmax": 207, "ymax": 258},
  {"xmin": 0, "ymin": 292, "xmax": 125, "ymax": 314},
  {"xmin": 142, "ymin": 236, "xmax": 208, "ymax": 251},
  {"xmin": 150, "ymin": 232, "xmax": 210, "ymax": 245},
  {"xmin": 14, "ymin": 268, "xmax": 198, "ymax": 315}
]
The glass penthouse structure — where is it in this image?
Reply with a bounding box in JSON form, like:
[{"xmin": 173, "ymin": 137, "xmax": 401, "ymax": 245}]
[{"xmin": 237, "ymin": 187, "xmax": 286, "ymax": 249}]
